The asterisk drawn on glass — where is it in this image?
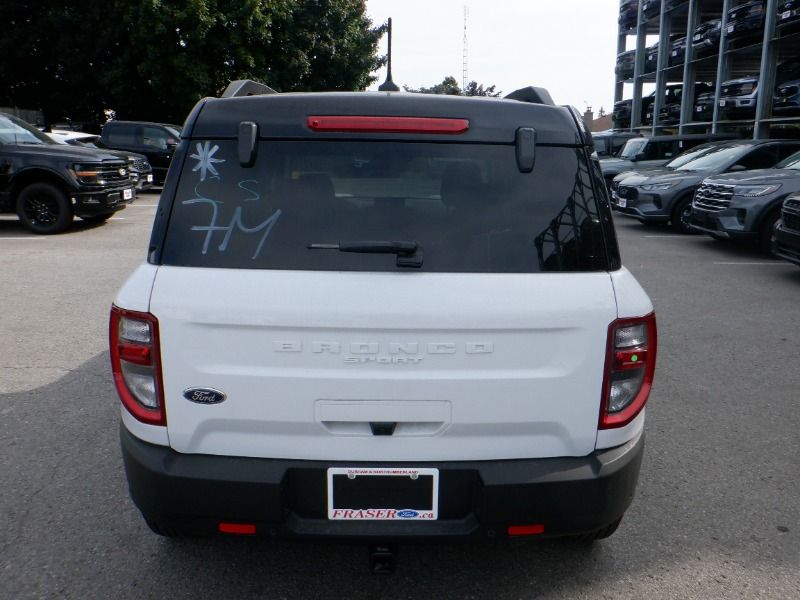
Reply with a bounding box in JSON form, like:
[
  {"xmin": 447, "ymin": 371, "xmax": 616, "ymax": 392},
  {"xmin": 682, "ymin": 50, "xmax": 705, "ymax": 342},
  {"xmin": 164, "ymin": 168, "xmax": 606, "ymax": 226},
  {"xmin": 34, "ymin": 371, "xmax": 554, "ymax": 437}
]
[{"xmin": 190, "ymin": 141, "xmax": 225, "ymax": 181}]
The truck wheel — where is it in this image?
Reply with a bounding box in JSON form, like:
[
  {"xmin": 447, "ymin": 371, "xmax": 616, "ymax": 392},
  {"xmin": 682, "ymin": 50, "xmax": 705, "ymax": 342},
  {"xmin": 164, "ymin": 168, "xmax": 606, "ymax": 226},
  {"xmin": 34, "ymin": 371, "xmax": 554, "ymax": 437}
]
[
  {"xmin": 670, "ymin": 196, "xmax": 693, "ymax": 234},
  {"xmin": 16, "ymin": 183, "xmax": 73, "ymax": 234},
  {"xmin": 758, "ymin": 208, "xmax": 781, "ymax": 256}
]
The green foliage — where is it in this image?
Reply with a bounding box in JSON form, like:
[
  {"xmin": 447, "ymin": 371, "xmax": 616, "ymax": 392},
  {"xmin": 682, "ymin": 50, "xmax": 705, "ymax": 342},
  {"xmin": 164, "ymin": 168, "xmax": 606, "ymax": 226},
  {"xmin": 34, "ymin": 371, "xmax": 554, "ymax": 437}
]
[
  {"xmin": 0, "ymin": 0, "xmax": 385, "ymax": 125},
  {"xmin": 404, "ymin": 77, "xmax": 501, "ymax": 97}
]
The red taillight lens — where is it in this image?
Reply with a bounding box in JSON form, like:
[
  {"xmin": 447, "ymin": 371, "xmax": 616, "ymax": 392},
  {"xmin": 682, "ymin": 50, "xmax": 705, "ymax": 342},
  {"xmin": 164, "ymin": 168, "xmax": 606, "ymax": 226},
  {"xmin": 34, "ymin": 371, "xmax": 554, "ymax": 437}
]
[
  {"xmin": 109, "ymin": 305, "xmax": 165, "ymax": 426},
  {"xmin": 600, "ymin": 313, "xmax": 657, "ymax": 429},
  {"xmin": 306, "ymin": 116, "xmax": 470, "ymax": 134}
]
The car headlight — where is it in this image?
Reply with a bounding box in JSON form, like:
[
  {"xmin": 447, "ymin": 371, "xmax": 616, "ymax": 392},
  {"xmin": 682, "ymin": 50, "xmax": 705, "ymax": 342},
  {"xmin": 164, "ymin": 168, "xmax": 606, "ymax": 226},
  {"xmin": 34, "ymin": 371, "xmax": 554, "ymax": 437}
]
[
  {"xmin": 639, "ymin": 181, "xmax": 679, "ymax": 191},
  {"xmin": 733, "ymin": 184, "xmax": 782, "ymax": 197},
  {"xmin": 72, "ymin": 163, "xmax": 101, "ymax": 183}
]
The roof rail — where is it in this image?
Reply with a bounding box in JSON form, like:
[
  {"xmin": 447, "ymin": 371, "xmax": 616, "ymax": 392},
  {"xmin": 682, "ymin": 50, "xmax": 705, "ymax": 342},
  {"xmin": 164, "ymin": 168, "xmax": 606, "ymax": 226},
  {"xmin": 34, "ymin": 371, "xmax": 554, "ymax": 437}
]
[
  {"xmin": 221, "ymin": 80, "xmax": 277, "ymax": 98},
  {"xmin": 504, "ymin": 86, "xmax": 555, "ymax": 106}
]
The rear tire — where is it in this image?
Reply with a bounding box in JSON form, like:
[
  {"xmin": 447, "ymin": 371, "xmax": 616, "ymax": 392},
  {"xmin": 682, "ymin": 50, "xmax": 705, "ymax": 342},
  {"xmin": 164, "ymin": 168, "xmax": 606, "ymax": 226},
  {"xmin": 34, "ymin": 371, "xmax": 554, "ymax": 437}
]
[
  {"xmin": 16, "ymin": 183, "xmax": 72, "ymax": 234},
  {"xmin": 758, "ymin": 208, "xmax": 781, "ymax": 256},
  {"xmin": 670, "ymin": 196, "xmax": 694, "ymax": 234}
]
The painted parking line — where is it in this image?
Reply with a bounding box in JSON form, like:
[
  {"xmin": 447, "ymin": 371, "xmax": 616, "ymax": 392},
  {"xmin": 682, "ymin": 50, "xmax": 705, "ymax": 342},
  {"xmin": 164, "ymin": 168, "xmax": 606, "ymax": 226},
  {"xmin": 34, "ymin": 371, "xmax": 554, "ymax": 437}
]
[
  {"xmin": 128, "ymin": 204, "xmax": 159, "ymax": 207},
  {"xmin": 713, "ymin": 262, "xmax": 786, "ymax": 266},
  {"xmin": 0, "ymin": 237, "xmax": 45, "ymax": 240},
  {"xmin": 644, "ymin": 235, "xmax": 684, "ymax": 238},
  {"xmin": 109, "ymin": 218, "xmax": 126, "ymax": 220}
]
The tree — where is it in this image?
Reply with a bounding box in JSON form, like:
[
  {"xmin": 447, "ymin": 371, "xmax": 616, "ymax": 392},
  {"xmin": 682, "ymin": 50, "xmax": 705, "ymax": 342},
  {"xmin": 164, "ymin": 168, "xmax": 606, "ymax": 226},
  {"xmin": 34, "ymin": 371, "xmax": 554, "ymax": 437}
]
[
  {"xmin": 404, "ymin": 76, "xmax": 500, "ymax": 97},
  {"xmin": 0, "ymin": 0, "xmax": 385, "ymax": 125}
]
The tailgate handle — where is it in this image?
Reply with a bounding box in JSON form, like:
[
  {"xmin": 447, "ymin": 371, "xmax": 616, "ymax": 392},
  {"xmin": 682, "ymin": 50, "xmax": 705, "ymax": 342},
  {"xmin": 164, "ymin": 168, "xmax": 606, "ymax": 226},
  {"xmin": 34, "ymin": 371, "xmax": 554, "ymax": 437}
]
[
  {"xmin": 238, "ymin": 121, "xmax": 258, "ymax": 167},
  {"xmin": 515, "ymin": 127, "xmax": 536, "ymax": 173}
]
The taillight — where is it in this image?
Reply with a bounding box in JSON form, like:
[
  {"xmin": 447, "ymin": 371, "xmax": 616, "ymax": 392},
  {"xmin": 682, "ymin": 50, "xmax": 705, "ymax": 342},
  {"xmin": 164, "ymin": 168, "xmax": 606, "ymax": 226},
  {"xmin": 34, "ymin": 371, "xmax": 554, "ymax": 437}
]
[
  {"xmin": 109, "ymin": 305, "xmax": 165, "ymax": 426},
  {"xmin": 600, "ymin": 313, "xmax": 657, "ymax": 429}
]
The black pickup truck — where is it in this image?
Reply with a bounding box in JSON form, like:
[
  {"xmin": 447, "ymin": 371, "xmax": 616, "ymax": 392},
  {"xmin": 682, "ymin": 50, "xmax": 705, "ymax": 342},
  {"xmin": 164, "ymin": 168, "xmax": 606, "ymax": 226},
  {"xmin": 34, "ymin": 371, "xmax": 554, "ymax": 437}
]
[{"xmin": 0, "ymin": 112, "xmax": 134, "ymax": 233}]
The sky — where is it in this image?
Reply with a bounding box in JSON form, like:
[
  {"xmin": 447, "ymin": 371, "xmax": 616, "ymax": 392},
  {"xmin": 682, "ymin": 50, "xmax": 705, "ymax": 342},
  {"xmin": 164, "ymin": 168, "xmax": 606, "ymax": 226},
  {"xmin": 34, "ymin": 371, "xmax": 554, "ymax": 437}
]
[{"xmin": 366, "ymin": 0, "xmax": 631, "ymax": 115}]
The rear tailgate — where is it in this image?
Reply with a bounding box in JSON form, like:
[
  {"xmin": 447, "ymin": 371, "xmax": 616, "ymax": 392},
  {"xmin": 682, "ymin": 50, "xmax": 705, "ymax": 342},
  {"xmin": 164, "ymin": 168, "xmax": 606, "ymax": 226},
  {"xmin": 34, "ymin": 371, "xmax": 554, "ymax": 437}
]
[{"xmin": 151, "ymin": 268, "xmax": 616, "ymax": 461}]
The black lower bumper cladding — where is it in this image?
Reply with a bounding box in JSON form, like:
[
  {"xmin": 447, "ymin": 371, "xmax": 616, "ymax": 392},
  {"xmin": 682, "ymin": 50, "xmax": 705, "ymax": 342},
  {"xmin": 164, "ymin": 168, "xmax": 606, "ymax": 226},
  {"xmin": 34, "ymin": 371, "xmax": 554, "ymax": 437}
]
[{"xmin": 120, "ymin": 425, "xmax": 644, "ymax": 540}]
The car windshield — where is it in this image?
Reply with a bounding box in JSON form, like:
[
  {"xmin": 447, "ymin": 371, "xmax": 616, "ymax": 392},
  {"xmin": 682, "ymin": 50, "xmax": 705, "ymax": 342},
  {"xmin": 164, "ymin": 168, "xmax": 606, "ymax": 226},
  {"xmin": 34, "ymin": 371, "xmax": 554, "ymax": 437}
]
[
  {"xmin": 664, "ymin": 144, "xmax": 719, "ymax": 168},
  {"xmin": 0, "ymin": 114, "xmax": 56, "ymax": 145},
  {"xmin": 619, "ymin": 138, "xmax": 648, "ymax": 159},
  {"xmin": 775, "ymin": 150, "xmax": 800, "ymax": 170},
  {"xmin": 675, "ymin": 144, "xmax": 751, "ymax": 171}
]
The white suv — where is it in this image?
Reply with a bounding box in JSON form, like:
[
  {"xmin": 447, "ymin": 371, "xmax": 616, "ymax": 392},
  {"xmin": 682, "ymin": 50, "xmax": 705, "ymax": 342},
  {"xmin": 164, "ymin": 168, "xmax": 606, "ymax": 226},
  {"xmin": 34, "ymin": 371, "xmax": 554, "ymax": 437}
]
[{"xmin": 110, "ymin": 83, "xmax": 657, "ymax": 544}]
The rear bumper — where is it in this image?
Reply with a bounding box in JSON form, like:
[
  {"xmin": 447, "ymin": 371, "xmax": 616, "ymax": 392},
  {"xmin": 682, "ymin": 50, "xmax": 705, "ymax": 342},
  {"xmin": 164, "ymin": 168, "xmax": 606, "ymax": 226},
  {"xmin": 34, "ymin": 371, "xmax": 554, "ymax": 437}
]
[{"xmin": 121, "ymin": 425, "xmax": 645, "ymax": 540}]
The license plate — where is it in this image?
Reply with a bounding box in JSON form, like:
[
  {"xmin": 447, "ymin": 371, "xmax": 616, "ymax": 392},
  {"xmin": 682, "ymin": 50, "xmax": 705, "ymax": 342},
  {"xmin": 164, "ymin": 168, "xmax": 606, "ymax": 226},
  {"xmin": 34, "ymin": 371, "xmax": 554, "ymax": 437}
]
[
  {"xmin": 146, "ymin": 174, "xmax": 153, "ymax": 183},
  {"xmin": 720, "ymin": 99, "xmax": 727, "ymax": 107},
  {"xmin": 327, "ymin": 467, "xmax": 439, "ymax": 520},
  {"xmin": 672, "ymin": 50, "xmax": 677, "ymax": 56},
  {"xmin": 727, "ymin": 24, "xmax": 734, "ymax": 33},
  {"xmin": 782, "ymin": 10, "xmax": 791, "ymax": 19},
  {"xmin": 123, "ymin": 188, "xmax": 133, "ymax": 201},
  {"xmin": 618, "ymin": 198, "xmax": 627, "ymax": 208}
]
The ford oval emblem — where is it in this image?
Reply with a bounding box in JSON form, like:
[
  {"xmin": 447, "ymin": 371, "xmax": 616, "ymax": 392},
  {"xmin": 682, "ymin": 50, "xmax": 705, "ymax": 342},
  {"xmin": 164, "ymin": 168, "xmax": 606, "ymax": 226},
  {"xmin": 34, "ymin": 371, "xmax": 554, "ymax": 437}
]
[
  {"xmin": 396, "ymin": 510, "xmax": 419, "ymax": 519},
  {"xmin": 183, "ymin": 388, "xmax": 226, "ymax": 404}
]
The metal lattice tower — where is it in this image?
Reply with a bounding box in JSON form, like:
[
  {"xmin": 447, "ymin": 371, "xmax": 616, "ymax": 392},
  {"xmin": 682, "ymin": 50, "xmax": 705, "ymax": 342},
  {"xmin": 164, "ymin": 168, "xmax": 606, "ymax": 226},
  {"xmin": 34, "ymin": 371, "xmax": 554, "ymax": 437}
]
[{"xmin": 462, "ymin": 6, "xmax": 469, "ymax": 92}]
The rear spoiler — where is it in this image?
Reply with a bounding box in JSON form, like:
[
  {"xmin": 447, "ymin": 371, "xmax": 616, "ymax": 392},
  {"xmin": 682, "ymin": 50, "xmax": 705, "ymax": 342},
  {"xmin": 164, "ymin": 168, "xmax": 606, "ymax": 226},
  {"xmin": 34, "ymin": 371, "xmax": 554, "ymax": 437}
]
[{"xmin": 222, "ymin": 80, "xmax": 277, "ymax": 98}]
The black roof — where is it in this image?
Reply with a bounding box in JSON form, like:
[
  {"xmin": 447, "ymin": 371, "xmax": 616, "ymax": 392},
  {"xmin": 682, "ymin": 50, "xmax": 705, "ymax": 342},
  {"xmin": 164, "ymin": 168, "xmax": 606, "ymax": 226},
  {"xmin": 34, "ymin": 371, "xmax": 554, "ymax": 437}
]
[{"xmin": 184, "ymin": 92, "xmax": 585, "ymax": 146}]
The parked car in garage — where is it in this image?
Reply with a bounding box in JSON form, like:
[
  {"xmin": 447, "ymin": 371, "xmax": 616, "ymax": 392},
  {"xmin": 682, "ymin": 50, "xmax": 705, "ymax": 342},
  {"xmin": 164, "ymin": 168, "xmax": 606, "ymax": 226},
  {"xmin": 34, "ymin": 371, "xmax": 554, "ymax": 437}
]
[
  {"xmin": 669, "ymin": 36, "xmax": 688, "ymax": 66},
  {"xmin": 611, "ymin": 140, "xmax": 800, "ymax": 232},
  {"xmin": 726, "ymin": 0, "xmax": 767, "ymax": 43},
  {"xmin": 643, "ymin": 0, "xmax": 662, "ymax": 20},
  {"xmin": 100, "ymin": 121, "xmax": 181, "ymax": 184},
  {"xmin": 48, "ymin": 130, "xmax": 154, "ymax": 192},
  {"xmin": 0, "ymin": 112, "xmax": 133, "ymax": 233},
  {"xmin": 600, "ymin": 133, "xmax": 733, "ymax": 189},
  {"xmin": 718, "ymin": 62, "xmax": 800, "ymax": 119},
  {"xmin": 692, "ymin": 19, "xmax": 722, "ymax": 56},
  {"xmin": 773, "ymin": 194, "xmax": 800, "ymax": 265},
  {"xmin": 656, "ymin": 83, "xmax": 714, "ymax": 125},
  {"xmin": 773, "ymin": 79, "xmax": 800, "ymax": 115},
  {"xmin": 619, "ymin": 0, "xmax": 640, "ymax": 30},
  {"xmin": 616, "ymin": 50, "xmax": 636, "ymax": 81},
  {"xmin": 778, "ymin": 0, "xmax": 800, "ymax": 26},
  {"xmin": 694, "ymin": 91, "xmax": 717, "ymax": 121},
  {"xmin": 689, "ymin": 150, "xmax": 800, "ymax": 252}
]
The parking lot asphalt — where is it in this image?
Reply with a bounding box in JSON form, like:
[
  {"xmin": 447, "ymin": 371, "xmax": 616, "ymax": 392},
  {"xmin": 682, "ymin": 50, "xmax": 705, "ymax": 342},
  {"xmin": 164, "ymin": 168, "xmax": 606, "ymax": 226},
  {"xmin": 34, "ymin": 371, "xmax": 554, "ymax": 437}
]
[{"xmin": 1, "ymin": 194, "xmax": 799, "ymax": 599}]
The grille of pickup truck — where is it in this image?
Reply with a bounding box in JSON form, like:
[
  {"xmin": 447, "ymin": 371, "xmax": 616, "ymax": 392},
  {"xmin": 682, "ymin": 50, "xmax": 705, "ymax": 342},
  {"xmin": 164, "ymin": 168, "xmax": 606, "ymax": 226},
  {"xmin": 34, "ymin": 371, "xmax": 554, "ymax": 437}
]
[
  {"xmin": 130, "ymin": 158, "xmax": 149, "ymax": 171},
  {"xmin": 694, "ymin": 182, "xmax": 734, "ymax": 211},
  {"xmin": 97, "ymin": 162, "xmax": 131, "ymax": 183}
]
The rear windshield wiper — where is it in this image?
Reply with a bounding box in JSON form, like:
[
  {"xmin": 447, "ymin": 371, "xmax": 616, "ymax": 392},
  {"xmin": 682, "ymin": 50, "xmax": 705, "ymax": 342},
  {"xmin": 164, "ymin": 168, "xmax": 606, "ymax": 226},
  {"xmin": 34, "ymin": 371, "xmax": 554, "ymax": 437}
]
[{"xmin": 308, "ymin": 240, "xmax": 423, "ymax": 268}]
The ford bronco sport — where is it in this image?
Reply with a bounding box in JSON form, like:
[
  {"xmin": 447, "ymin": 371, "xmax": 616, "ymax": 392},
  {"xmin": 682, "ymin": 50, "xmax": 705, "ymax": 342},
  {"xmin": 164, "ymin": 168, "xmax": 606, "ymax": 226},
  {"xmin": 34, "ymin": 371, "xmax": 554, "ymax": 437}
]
[{"xmin": 111, "ymin": 81, "xmax": 657, "ymax": 545}]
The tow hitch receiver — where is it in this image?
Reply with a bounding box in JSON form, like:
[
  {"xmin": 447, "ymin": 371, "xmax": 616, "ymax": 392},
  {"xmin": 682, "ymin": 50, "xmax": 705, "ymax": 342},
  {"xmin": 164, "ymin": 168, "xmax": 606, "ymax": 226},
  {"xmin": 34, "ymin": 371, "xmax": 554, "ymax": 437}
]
[{"xmin": 369, "ymin": 543, "xmax": 396, "ymax": 574}]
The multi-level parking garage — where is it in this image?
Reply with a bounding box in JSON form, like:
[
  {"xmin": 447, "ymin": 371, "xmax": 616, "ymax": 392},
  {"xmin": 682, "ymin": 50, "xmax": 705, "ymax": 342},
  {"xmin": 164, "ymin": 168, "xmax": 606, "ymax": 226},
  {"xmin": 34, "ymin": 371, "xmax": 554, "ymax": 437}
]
[{"xmin": 613, "ymin": 0, "xmax": 800, "ymax": 137}]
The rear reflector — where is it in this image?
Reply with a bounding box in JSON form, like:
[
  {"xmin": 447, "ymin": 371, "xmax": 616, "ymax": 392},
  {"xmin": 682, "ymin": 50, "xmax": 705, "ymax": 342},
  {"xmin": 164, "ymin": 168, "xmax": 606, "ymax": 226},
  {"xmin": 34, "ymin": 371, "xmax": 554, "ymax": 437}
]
[
  {"xmin": 507, "ymin": 524, "xmax": 546, "ymax": 536},
  {"xmin": 218, "ymin": 522, "xmax": 257, "ymax": 535},
  {"xmin": 307, "ymin": 116, "xmax": 469, "ymax": 134},
  {"xmin": 600, "ymin": 312, "xmax": 657, "ymax": 429}
]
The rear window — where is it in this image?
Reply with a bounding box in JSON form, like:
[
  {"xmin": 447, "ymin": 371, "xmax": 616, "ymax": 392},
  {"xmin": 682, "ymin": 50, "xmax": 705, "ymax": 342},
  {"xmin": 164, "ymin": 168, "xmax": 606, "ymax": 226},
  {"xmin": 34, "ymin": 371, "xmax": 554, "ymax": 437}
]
[{"xmin": 160, "ymin": 140, "xmax": 609, "ymax": 273}]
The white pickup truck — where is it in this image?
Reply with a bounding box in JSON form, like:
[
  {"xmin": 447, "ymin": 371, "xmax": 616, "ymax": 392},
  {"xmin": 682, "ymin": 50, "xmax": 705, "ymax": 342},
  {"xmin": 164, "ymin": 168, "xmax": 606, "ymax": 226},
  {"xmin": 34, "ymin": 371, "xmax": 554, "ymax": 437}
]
[{"xmin": 110, "ymin": 82, "xmax": 657, "ymax": 549}]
